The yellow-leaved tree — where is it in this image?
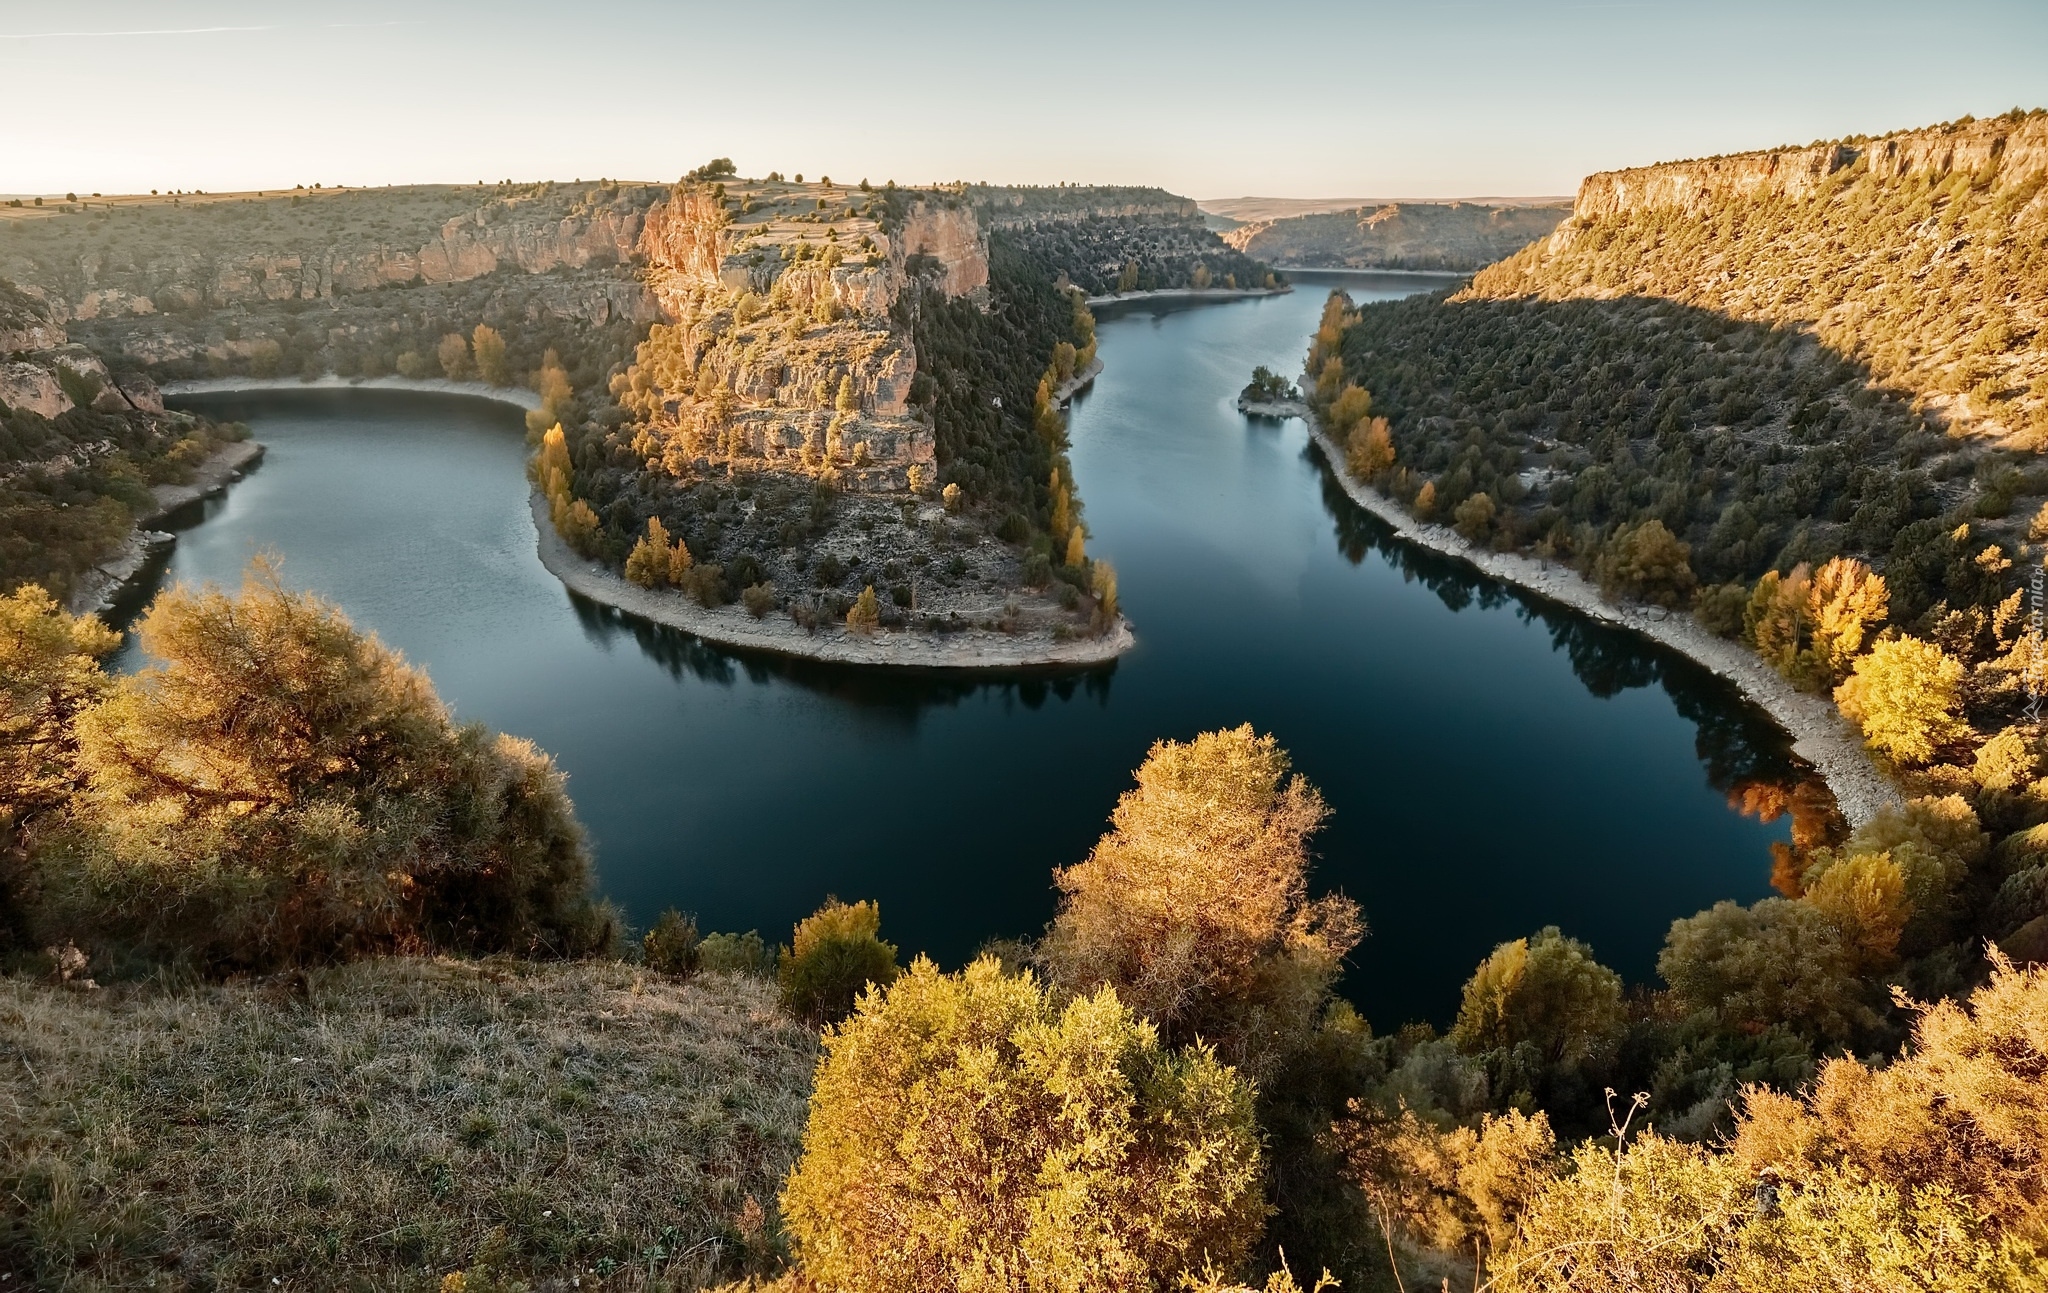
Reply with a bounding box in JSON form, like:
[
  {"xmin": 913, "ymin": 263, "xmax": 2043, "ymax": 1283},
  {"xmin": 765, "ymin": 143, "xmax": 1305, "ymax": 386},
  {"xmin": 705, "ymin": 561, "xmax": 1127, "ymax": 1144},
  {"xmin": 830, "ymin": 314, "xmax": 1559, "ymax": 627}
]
[
  {"xmin": 1835, "ymin": 635, "xmax": 1969, "ymax": 764},
  {"xmin": 1040, "ymin": 725, "xmax": 1361, "ymax": 1081},
  {"xmin": 780, "ymin": 956, "xmax": 1267, "ymax": 1293},
  {"xmin": 0, "ymin": 585, "xmax": 116, "ymax": 843}
]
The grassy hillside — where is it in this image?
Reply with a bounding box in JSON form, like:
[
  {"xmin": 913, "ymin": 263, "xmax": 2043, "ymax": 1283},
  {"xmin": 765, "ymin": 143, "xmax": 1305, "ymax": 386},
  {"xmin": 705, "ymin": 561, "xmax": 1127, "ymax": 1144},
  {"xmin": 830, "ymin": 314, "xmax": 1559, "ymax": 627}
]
[
  {"xmin": 1334, "ymin": 110, "xmax": 2048, "ymax": 606},
  {"xmin": 0, "ymin": 958, "xmax": 815, "ymax": 1289}
]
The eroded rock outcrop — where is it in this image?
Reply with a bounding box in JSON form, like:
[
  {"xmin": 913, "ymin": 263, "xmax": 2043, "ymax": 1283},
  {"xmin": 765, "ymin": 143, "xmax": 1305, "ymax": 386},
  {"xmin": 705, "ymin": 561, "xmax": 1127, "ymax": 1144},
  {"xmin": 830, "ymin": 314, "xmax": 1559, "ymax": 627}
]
[{"xmin": 628, "ymin": 181, "xmax": 993, "ymax": 491}]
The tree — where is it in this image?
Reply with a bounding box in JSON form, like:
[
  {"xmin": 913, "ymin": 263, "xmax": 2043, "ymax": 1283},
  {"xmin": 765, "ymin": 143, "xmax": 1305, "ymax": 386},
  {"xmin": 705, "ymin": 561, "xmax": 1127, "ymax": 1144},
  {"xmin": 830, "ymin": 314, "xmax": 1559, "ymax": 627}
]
[
  {"xmin": 780, "ymin": 957, "xmax": 1266, "ymax": 1293},
  {"xmin": 1596, "ymin": 520, "xmax": 1696, "ymax": 608},
  {"xmin": 624, "ymin": 517, "xmax": 676, "ymax": 588},
  {"xmin": 1091, "ymin": 559, "xmax": 1119, "ymax": 633},
  {"xmin": 0, "ymin": 585, "xmax": 116, "ymax": 841},
  {"xmin": 1041, "ymin": 726, "xmax": 1361, "ymax": 1080},
  {"xmin": 846, "ymin": 585, "xmax": 881, "ymax": 631},
  {"xmin": 471, "ymin": 324, "xmax": 509, "ymax": 386},
  {"xmin": 1346, "ymin": 416, "xmax": 1395, "ymax": 480},
  {"xmin": 525, "ymin": 348, "xmax": 574, "ymax": 438},
  {"xmin": 834, "ymin": 374, "xmax": 858, "ymax": 417},
  {"xmin": 1453, "ymin": 491, "xmax": 1497, "ymax": 543},
  {"xmin": 1802, "ymin": 849, "xmax": 1909, "ymax": 966},
  {"xmin": 1834, "ymin": 635, "xmax": 1968, "ymax": 764},
  {"xmin": 437, "ymin": 332, "xmax": 472, "ymax": 380},
  {"xmin": 1327, "ymin": 385, "xmax": 1372, "ymax": 436},
  {"xmin": 48, "ymin": 559, "xmax": 607, "ymax": 967},
  {"xmin": 1806, "ymin": 556, "xmax": 1888, "ymax": 682},
  {"xmin": 1658, "ymin": 898, "xmax": 1873, "ymax": 1042},
  {"xmin": 777, "ymin": 898, "xmax": 899, "ymax": 1025},
  {"xmin": 1449, "ymin": 926, "xmax": 1623, "ymax": 1064}
]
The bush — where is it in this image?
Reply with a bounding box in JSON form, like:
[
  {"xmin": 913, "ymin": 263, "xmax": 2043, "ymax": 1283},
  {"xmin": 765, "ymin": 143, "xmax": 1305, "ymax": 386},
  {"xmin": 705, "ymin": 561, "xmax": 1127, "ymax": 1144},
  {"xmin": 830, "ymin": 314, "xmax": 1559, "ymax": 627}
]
[
  {"xmin": 1834, "ymin": 636, "xmax": 1968, "ymax": 765},
  {"xmin": 1595, "ymin": 519, "xmax": 1696, "ymax": 608},
  {"xmin": 742, "ymin": 582, "xmax": 776, "ymax": 617},
  {"xmin": 33, "ymin": 559, "xmax": 611, "ymax": 969},
  {"xmin": 700, "ymin": 929, "xmax": 775, "ymax": 975},
  {"xmin": 777, "ymin": 898, "xmax": 900, "ymax": 1025},
  {"xmin": 1449, "ymin": 926, "xmax": 1623, "ymax": 1064},
  {"xmin": 780, "ymin": 957, "xmax": 1267, "ymax": 1291},
  {"xmin": 641, "ymin": 908, "xmax": 701, "ymax": 977}
]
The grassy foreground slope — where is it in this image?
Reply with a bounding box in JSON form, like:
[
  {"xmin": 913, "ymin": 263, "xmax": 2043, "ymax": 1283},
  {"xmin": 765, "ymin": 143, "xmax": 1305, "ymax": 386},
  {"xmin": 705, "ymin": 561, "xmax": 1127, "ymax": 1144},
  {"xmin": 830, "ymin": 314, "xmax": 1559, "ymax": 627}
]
[{"xmin": 0, "ymin": 959, "xmax": 815, "ymax": 1289}]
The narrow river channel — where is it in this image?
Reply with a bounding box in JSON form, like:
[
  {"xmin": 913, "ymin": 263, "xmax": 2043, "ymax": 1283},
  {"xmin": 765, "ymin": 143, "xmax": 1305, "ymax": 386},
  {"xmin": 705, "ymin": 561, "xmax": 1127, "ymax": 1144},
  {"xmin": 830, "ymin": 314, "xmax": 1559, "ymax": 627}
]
[{"xmin": 144, "ymin": 272, "xmax": 1807, "ymax": 1025}]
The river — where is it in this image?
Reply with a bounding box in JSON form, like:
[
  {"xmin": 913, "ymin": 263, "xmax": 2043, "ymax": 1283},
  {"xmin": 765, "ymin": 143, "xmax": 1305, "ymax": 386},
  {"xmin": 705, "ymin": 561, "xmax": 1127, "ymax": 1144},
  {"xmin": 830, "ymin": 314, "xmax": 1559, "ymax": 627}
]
[{"xmin": 141, "ymin": 272, "xmax": 1807, "ymax": 1026}]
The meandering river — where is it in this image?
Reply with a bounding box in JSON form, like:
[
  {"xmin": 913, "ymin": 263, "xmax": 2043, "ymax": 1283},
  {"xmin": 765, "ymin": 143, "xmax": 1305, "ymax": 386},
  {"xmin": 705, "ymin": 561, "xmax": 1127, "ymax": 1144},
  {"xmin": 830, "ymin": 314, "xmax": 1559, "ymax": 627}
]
[{"xmin": 144, "ymin": 273, "xmax": 1807, "ymax": 1025}]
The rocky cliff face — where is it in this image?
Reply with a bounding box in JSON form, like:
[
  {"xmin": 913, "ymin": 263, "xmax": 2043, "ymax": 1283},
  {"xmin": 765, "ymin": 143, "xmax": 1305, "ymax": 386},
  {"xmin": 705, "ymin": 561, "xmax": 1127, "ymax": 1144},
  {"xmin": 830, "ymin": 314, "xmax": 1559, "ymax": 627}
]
[
  {"xmin": 1, "ymin": 184, "xmax": 660, "ymax": 323},
  {"xmin": 630, "ymin": 181, "xmax": 993, "ymax": 490},
  {"xmin": 0, "ymin": 286, "xmax": 161, "ymax": 418},
  {"xmin": 1221, "ymin": 202, "xmax": 1568, "ymax": 272},
  {"xmin": 1571, "ymin": 114, "xmax": 2048, "ymax": 220}
]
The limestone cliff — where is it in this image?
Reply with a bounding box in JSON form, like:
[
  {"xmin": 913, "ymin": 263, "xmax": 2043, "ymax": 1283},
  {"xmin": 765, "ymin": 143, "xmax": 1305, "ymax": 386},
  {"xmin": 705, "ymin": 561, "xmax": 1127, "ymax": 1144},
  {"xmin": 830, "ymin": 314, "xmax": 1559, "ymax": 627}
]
[
  {"xmin": 626, "ymin": 181, "xmax": 992, "ymax": 491},
  {"xmin": 1220, "ymin": 202, "xmax": 1568, "ymax": 272},
  {"xmin": 1570, "ymin": 114, "xmax": 2048, "ymax": 221},
  {"xmin": 2, "ymin": 183, "xmax": 660, "ymax": 325}
]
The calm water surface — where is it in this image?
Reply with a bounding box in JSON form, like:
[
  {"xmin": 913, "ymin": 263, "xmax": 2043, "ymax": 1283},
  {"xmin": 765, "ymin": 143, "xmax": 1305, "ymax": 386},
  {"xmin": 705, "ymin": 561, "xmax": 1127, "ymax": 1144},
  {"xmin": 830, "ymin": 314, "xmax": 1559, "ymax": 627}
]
[{"xmin": 146, "ymin": 274, "xmax": 1801, "ymax": 1025}]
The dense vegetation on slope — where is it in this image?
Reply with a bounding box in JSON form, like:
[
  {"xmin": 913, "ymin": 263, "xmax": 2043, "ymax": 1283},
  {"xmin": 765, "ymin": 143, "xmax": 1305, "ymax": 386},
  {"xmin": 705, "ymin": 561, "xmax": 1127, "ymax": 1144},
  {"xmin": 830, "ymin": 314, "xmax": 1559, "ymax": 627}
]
[
  {"xmin": 0, "ymin": 282, "xmax": 243, "ymax": 602},
  {"xmin": 973, "ymin": 185, "xmax": 1281, "ymax": 296},
  {"xmin": 1296, "ymin": 110, "xmax": 2048, "ymax": 1284},
  {"xmin": 1221, "ymin": 201, "xmax": 1568, "ymax": 272}
]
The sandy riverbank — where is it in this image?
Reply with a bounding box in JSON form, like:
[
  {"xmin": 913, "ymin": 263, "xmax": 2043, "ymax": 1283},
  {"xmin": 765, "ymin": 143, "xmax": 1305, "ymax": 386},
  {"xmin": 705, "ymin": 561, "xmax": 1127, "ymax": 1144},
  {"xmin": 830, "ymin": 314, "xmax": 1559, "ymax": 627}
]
[
  {"xmin": 1085, "ymin": 286, "xmax": 1292, "ymax": 309},
  {"xmin": 1301, "ymin": 418, "xmax": 1902, "ymax": 829},
  {"xmin": 529, "ymin": 495, "xmax": 1133, "ymax": 670},
  {"xmin": 68, "ymin": 438, "xmax": 268, "ymax": 616},
  {"xmin": 163, "ymin": 375, "xmax": 543, "ymax": 411}
]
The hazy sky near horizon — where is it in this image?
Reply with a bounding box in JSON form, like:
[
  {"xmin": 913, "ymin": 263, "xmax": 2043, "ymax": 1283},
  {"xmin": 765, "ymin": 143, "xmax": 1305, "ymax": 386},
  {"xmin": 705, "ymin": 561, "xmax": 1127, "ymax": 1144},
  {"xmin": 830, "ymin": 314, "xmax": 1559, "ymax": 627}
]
[{"xmin": 6, "ymin": 0, "xmax": 2046, "ymax": 200}]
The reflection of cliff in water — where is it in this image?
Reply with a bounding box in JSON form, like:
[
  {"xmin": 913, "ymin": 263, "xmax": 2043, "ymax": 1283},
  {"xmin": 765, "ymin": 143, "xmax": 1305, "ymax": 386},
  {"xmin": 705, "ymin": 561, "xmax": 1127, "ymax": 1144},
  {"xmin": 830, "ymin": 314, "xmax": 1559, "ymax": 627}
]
[
  {"xmin": 565, "ymin": 590, "xmax": 1117, "ymax": 722},
  {"xmin": 1309, "ymin": 442, "xmax": 1837, "ymax": 835}
]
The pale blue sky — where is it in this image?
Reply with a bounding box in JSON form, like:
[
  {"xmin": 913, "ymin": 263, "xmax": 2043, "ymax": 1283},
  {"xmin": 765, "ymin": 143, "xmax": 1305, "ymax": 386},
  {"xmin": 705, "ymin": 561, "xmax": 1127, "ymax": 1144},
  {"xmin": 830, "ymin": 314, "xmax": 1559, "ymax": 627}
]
[{"xmin": 5, "ymin": 0, "xmax": 2045, "ymax": 199}]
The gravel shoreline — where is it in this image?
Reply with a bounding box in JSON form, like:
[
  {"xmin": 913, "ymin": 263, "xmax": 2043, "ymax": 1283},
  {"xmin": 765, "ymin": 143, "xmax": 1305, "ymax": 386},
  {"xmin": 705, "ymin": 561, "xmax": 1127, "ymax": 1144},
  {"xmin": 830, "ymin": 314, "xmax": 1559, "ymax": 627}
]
[
  {"xmin": 528, "ymin": 495, "xmax": 1133, "ymax": 670},
  {"xmin": 1304, "ymin": 419, "xmax": 1902, "ymax": 829},
  {"xmin": 68, "ymin": 438, "xmax": 268, "ymax": 616}
]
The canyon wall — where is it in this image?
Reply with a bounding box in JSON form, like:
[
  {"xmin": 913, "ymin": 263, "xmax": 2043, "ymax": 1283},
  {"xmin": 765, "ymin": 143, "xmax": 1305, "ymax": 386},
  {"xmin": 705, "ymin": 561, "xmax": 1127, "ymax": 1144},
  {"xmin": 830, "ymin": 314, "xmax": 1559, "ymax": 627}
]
[
  {"xmin": 1572, "ymin": 114, "xmax": 2048, "ymax": 220},
  {"xmin": 628, "ymin": 182, "xmax": 996, "ymax": 490},
  {"xmin": 3, "ymin": 186, "xmax": 660, "ymax": 324},
  {"xmin": 1221, "ymin": 202, "xmax": 1568, "ymax": 272}
]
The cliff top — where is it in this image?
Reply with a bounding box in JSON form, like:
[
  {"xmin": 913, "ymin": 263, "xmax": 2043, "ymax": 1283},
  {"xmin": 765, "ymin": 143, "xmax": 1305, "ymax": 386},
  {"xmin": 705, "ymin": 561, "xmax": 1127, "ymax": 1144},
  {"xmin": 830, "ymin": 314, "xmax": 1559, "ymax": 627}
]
[{"xmin": 1574, "ymin": 108, "xmax": 2048, "ymax": 219}]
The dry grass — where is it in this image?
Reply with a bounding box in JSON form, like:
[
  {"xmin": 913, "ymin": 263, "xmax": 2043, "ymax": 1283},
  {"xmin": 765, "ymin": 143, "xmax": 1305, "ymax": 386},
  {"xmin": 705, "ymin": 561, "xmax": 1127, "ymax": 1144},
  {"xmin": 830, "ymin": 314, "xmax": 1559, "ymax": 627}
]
[{"xmin": 0, "ymin": 957, "xmax": 817, "ymax": 1291}]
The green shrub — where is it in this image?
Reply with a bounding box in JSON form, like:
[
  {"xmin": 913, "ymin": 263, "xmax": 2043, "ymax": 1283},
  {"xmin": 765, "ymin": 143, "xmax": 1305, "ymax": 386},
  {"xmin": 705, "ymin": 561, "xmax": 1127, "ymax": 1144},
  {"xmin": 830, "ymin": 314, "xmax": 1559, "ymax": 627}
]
[
  {"xmin": 777, "ymin": 898, "xmax": 899, "ymax": 1025},
  {"xmin": 641, "ymin": 908, "xmax": 701, "ymax": 977},
  {"xmin": 700, "ymin": 929, "xmax": 774, "ymax": 976}
]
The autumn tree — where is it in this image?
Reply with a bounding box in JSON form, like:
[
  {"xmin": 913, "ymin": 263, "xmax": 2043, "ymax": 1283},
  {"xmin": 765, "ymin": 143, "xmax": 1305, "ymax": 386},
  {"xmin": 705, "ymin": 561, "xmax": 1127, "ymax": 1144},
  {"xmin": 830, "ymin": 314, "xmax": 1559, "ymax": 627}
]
[
  {"xmin": 1596, "ymin": 519, "xmax": 1696, "ymax": 608},
  {"xmin": 42, "ymin": 559, "xmax": 608, "ymax": 967},
  {"xmin": 1040, "ymin": 726, "xmax": 1361, "ymax": 1080},
  {"xmin": 1834, "ymin": 635, "xmax": 1968, "ymax": 764},
  {"xmin": 1346, "ymin": 416, "xmax": 1395, "ymax": 481},
  {"xmin": 471, "ymin": 324, "xmax": 509, "ymax": 385},
  {"xmin": 1, "ymin": 585, "xmax": 116, "ymax": 842},
  {"xmin": 1491, "ymin": 958, "xmax": 2048, "ymax": 1289},
  {"xmin": 624, "ymin": 517, "xmax": 678, "ymax": 589},
  {"xmin": 524, "ymin": 348, "xmax": 574, "ymax": 438},
  {"xmin": 436, "ymin": 331, "xmax": 472, "ymax": 380},
  {"xmin": 846, "ymin": 585, "xmax": 881, "ymax": 631},
  {"xmin": 1805, "ymin": 556, "xmax": 1889, "ymax": 682},
  {"xmin": 1449, "ymin": 926, "xmax": 1623, "ymax": 1064},
  {"xmin": 781, "ymin": 957, "xmax": 1266, "ymax": 1292}
]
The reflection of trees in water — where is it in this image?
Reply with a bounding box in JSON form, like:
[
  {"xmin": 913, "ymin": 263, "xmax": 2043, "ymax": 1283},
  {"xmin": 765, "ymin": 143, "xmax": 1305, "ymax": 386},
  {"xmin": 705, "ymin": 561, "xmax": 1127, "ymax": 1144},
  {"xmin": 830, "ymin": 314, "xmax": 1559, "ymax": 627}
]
[
  {"xmin": 563, "ymin": 590, "xmax": 1117, "ymax": 720},
  {"xmin": 1307, "ymin": 440, "xmax": 1839, "ymax": 840}
]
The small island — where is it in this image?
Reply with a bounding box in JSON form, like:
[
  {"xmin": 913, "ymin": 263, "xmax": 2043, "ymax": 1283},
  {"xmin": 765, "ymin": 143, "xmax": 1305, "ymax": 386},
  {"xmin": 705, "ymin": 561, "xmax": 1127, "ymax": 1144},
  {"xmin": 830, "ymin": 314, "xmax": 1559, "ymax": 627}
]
[{"xmin": 1236, "ymin": 365, "xmax": 1308, "ymax": 419}]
